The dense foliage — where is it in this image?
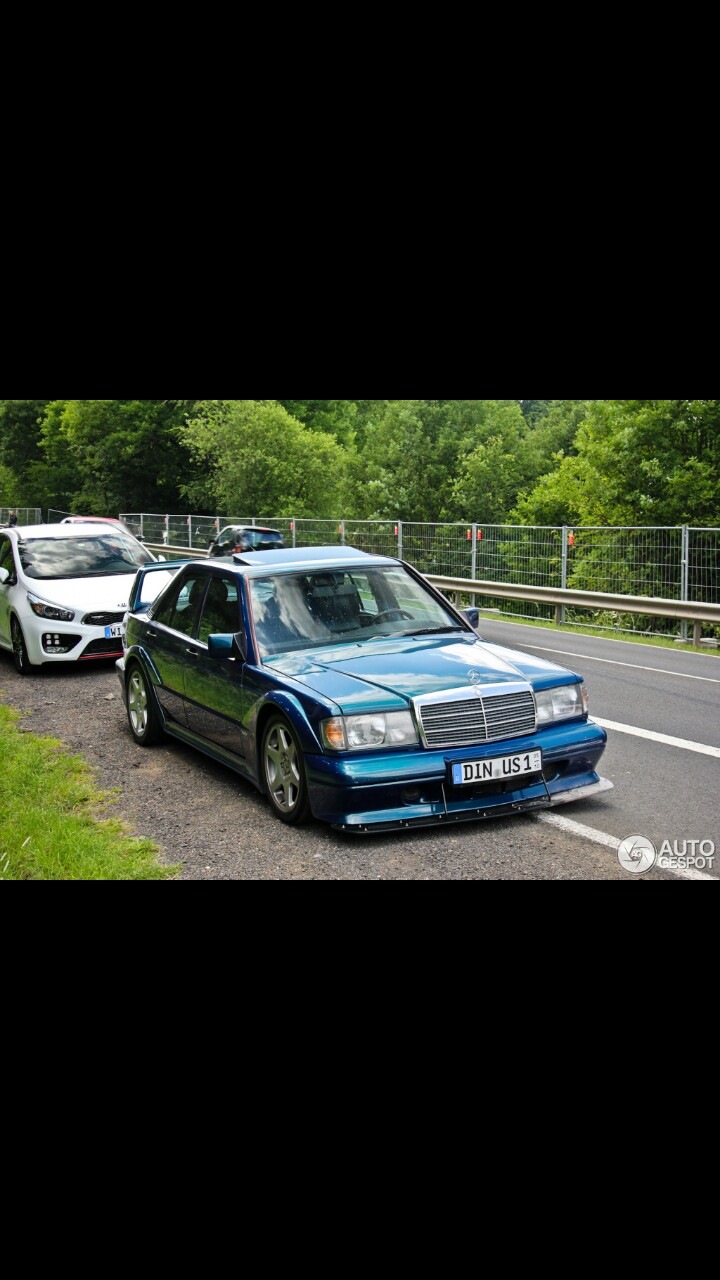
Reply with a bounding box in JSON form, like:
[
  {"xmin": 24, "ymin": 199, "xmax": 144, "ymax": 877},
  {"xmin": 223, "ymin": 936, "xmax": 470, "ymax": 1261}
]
[{"xmin": 0, "ymin": 398, "xmax": 718, "ymax": 527}]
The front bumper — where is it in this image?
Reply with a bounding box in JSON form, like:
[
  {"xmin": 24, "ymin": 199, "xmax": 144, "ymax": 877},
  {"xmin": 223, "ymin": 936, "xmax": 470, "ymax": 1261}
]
[
  {"xmin": 22, "ymin": 615, "xmax": 125, "ymax": 665},
  {"xmin": 304, "ymin": 720, "xmax": 611, "ymax": 832}
]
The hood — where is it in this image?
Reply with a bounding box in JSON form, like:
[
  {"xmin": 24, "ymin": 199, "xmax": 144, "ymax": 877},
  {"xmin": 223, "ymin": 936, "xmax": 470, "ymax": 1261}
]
[
  {"xmin": 267, "ymin": 636, "xmax": 575, "ymax": 715},
  {"xmin": 20, "ymin": 572, "xmax": 140, "ymax": 614}
]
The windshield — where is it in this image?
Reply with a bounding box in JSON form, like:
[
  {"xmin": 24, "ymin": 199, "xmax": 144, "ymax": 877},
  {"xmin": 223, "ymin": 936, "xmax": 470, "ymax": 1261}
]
[
  {"xmin": 249, "ymin": 565, "xmax": 463, "ymax": 659},
  {"xmin": 18, "ymin": 535, "xmax": 154, "ymax": 581}
]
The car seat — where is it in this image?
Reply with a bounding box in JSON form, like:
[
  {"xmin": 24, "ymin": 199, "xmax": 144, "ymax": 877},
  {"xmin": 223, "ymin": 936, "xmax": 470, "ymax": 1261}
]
[{"xmin": 307, "ymin": 576, "xmax": 363, "ymax": 630}]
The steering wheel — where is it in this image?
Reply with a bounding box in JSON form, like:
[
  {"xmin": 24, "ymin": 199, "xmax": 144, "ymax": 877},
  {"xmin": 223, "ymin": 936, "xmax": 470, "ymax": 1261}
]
[{"xmin": 374, "ymin": 609, "xmax": 414, "ymax": 623}]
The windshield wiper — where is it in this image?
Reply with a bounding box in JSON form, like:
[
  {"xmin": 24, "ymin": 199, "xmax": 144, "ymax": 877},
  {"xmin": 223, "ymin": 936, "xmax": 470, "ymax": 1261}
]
[{"xmin": 399, "ymin": 626, "xmax": 469, "ymax": 637}]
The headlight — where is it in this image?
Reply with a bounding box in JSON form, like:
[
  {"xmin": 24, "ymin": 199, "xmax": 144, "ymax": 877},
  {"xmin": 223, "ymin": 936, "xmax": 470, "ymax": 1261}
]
[
  {"xmin": 535, "ymin": 683, "xmax": 588, "ymax": 725},
  {"xmin": 321, "ymin": 711, "xmax": 419, "ymax": 752},
  {"xmin": 27, "ymin": 592, "xmax": 76, "ymax": 623}
]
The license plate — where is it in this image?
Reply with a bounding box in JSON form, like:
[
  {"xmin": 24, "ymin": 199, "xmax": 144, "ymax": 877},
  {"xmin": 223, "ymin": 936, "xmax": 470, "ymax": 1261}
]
[
  {"xmin": 452, "ymin": 750, "xmax": 543, "ymax": 786},
  {"xmin": 105, "ymin": 624, "xmax": 124, "ymax": 639}
]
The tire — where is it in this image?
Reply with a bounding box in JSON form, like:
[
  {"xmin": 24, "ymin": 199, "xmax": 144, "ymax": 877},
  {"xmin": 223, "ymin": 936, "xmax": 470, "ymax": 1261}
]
[
  {"xmin": 126, "ymin": 663, "xmax": 164, "ymax": 746},
  {"xmin": 11, "ymin": 616, "xmax": 36, "ymax": 676},
  {"xmin": 261, "ymin": 716, "xmax": 312, "ymax": 825}
]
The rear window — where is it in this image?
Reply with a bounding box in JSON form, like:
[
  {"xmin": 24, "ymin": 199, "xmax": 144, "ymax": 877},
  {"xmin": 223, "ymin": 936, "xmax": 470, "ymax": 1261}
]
[
  {"xmin": 250, "ymin": 530, "xmax": 283, "ymax": 548},
  {"xmin": 240, "ymin": 530, "xmax": 284, "ymax": 550}
]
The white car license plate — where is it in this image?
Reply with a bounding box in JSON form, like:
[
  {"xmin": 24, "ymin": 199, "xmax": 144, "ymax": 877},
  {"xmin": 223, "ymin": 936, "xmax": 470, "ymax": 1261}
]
[
  {"xmin": 452, "ymin": 750, "xmax": 543, "ymax": 786},
  {"xmin": 105, "ymin": 624, "xmax": 124, "ymax": 639}
]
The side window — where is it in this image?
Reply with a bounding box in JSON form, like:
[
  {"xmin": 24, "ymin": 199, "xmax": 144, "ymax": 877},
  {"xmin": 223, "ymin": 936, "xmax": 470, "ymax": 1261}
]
[
  {"xmin": 198, "ymin": 577, "xmax": 240, "ymax": 644},
  {"xmin": 152, "ymin": 572, "xmax": 209, "ymax": 638},
  {"xmin": 0, "ymin": 537, "xmax": 15, "ymax": 575}
]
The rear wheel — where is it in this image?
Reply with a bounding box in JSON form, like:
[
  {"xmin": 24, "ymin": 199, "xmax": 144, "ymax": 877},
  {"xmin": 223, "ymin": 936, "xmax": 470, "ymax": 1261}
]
[
  {"xmin": 127, "ymin": 664, "xmax": 164, "ymax": 746},
  {"xmin": 11, "ymin": 617, "xmax": 35, "ymax": 675},
  {"xmin": 262, "ymin": 716, "xmax": 311, "ymax": 825}
]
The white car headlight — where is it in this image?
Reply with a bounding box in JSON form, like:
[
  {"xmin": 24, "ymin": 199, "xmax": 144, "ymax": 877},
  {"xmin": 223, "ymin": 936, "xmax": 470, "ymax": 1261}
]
[
  {"xmin": 27, "ymin": 592, "xmax": 76, "ymax": 623},
  {"xmin": 535, "ymin": 683, "xmax": 588, "ymax": 725},
  {"xmin": 321, "ymin": 711, "xmax": 419, "ymax": 752}
]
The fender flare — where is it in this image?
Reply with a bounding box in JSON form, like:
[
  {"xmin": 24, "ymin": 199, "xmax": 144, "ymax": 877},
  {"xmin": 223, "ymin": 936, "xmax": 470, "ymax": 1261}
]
[{"xmin": 255, "ymin": 690, "xmax": 325, "ymax": 755}]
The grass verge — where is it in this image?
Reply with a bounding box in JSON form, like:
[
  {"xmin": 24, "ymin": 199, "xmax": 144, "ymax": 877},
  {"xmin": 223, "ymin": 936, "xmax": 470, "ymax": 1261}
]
[{"xmin": 0, "ymin": 704, "xmax": 178, "ymax": 881}]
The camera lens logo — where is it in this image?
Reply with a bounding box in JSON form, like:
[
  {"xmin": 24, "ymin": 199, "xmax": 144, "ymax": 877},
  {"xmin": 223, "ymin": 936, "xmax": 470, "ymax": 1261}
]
[{"xmin": 618, "ymin": 836, "xmax": 657, "ymax": 876}]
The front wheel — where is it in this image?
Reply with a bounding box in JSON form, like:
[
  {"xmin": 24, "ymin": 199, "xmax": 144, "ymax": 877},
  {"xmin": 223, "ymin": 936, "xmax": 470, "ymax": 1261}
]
[
  {"xmin": 262, "ymin": 716, "xmax": 311, "ymax": 825},
  {"xmin": 11, "ymin": 617, "xmax": 35, "ymax": 675},
  {"xmin": 127, "ymin": 664, "xmax": 164, "ymax": 746}
]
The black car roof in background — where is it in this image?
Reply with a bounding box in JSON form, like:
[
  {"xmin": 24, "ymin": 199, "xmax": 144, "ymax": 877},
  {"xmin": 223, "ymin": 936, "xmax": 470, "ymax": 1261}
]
[{"xmin": 220, "ymin": 525, "xmax": 282, "ymax": 535}]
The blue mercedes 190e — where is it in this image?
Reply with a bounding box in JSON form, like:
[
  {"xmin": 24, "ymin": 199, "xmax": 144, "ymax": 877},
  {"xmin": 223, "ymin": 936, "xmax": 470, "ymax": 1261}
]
[{"xmin": 117, "ymin": 548, "xmax": 612, "ymax": 833}]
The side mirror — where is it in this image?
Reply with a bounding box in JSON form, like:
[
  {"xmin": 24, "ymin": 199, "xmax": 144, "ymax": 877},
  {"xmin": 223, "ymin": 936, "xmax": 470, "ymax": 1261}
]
[
  {"xmin": 207, "ymin": 632, "xmax": 248, "ymax": 663},
  {"xmin": 0, "ymin": 567, "xmax": 9, "ymax": 585},
  {"xmin": 463, "ymin": 607, "xmax": 480, "ymax": 630},
  {"xmin": 207, "ymin": 634, "xmax": 235, "ymax": 660}
]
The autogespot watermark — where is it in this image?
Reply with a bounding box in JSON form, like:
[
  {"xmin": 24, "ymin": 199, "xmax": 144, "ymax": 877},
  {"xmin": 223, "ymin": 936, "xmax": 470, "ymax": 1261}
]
[{"xmin": 618, "ymin": 836, "xmax": 716, "ymax": 876}]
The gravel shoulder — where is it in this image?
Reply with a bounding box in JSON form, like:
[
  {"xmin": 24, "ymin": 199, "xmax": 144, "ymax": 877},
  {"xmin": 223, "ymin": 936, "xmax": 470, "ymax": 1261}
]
[{"xmin": 0, "ymin": 653, "xmax": 674, "ymax": 880}]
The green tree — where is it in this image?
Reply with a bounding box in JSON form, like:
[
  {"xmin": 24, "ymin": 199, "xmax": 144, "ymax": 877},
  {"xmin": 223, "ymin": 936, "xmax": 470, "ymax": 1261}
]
[
  {"xmin": 520, "ymin": 400, "xmax": 554, "ymax": 425},
  {"xmin": 277, "ymin": 400, "xmax": 360, "ymax": 448},
  {"xmin": 39, "ymin": 399, "xmax": 198, "ymax": 514},
  {"xmin": 0, "ymin": 458, "xmax": 19, "ymax": 507},
  {"xmin": 350, "ymin": 399, "xmax": 532, "ymax": 522},
  {"xmin": 180, "ymin": 400, "xmax": 349, "ymax": 517},
  {"xmin": 514, "ymin": 399, "xmax": 720, "ymax": 526},
  {"xmin": 0, "ymin": 400, "xmax": 53, "ymax": 505},
  {"xmin": 449, "ymin": 407, "xmax": 538, "ymax": 524}
]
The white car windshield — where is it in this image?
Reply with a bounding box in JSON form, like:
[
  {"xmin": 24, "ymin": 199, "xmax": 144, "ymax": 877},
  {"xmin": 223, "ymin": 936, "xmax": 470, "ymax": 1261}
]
[
  {"xmin": 18, "ymin": 535, "xmax": 154, "ymax": 580},
  {"xmin": 249, "ymin": 566, "xmax": 464, "ymax": 658}
]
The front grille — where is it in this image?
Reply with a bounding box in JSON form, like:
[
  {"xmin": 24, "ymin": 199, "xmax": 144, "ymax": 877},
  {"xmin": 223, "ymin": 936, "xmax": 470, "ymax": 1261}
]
[
  {"xmin": 83, "ymin": 611, "xmax": 125, "ymax": 626},
  {"xmin": 419, "ymin": 690, "xmax": 537, "ymax": 748}
]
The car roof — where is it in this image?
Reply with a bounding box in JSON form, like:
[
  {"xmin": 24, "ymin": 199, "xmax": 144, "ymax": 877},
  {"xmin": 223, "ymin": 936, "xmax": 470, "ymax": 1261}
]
[
  {"xmin": 7, "ymin": 522, "xmax": 135, "ymax": 539},
  {"xmin": 62, "ymin": 516, "xmax": 125, "ymax": 524},
  {"xmin": 221, "ymin": 525, "xmax": 282, "ymax": 534},
  {"xmin": 229, "ymin": 546, "xmax": 399, "ymax": 573}
]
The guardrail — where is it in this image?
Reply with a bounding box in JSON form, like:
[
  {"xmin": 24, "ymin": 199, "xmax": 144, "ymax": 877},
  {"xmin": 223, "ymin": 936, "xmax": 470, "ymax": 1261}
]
[
  {"xmin": 426, "ymin": 576, "xmax": 720, "ymax": 648},
  {"xmin": 146, "ymin": 544, "xmax": 199, "ymax": 561},
  {"xmin": 146, "ymin": 544, "xmax": 720, "ymax": 648}
]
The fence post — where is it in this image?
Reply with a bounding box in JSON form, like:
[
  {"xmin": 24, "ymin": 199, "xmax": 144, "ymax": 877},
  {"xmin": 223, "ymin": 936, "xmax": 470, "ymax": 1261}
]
[
  {"xmin": 471, "ymin": 525, "xmax": 478, "ymax": 607},
  {"xmin": 398, "ymin": 521, "xmax": 403, "ymax": 561},
  {"xmin": 557, "ymin": 527, "xmax": 569, "ymax": 626},
  {"xmin": 340, "ymin": 520, "xmax": 346, "ymax": 546},
  {"xmin": 681, "ymin": 526, "xmax": 690, "ymax": 643},
  {"xmin": 292, "ymin": 519, "xmax": 297, "ymax": 549}
]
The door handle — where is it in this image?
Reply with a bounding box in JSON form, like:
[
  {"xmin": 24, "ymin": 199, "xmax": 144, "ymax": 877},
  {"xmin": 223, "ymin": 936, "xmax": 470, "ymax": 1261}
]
[
  {"xmin": 185, "ymin": 647, "xmax": 199, "ymax": 657},
  {"xmin": 146, "ymin": 629, "xmax": 158, "ymax": 639}
]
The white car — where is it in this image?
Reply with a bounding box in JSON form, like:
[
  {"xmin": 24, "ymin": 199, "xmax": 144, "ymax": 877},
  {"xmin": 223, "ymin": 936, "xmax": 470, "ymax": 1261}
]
[{"xmin": 0, "ymin": 522, "xmax": 157, "ymax": 674}]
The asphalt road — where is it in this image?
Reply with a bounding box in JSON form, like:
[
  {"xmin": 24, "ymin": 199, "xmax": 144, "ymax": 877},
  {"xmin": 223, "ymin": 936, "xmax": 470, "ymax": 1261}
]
[
  {"xmin": 1, "ymin": 622, "xmax": 718, "ymax": 881},
  {"xmin": 477, "ymin": 618, "xmax": 720, "ymax": 879}
]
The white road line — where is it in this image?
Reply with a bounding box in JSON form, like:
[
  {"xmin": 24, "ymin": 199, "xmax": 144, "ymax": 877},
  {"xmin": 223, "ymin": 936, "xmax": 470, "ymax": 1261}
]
[
  {"xmin": 537, "ymin": 812, "xmax": 619, "ymax": 850},
  {"xmin": 595, "ymin": 718, "xmax": 720, "ymax": 759},
  {"xmin": 535, "ymin": 814, "xmax": 717, "ymax": 883},
  {"xmin": 518, "ymin": 643, "xmax": 720, "ymax": 684}
]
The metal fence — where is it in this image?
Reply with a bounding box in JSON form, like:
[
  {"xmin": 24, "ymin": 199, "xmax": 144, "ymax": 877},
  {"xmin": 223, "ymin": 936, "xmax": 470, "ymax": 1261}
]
[
  {"xmin": 122, "ymin": 513, "xmax": 718, "ymax": 640},
  {"xmin": 1, "ymin": 507, "xmax": 42, "ymax": 526}
]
